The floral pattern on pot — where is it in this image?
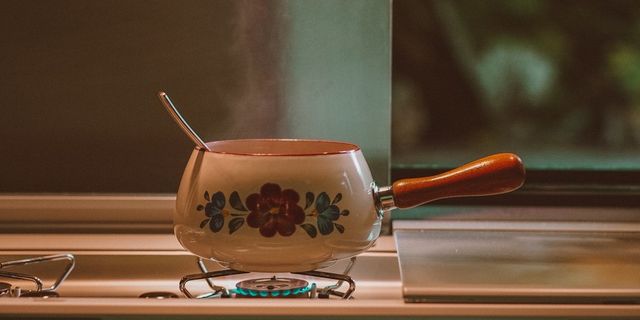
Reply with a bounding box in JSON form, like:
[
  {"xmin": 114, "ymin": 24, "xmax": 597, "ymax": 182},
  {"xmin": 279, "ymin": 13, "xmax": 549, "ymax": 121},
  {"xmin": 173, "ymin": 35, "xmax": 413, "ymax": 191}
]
[
  {"xmin": 196, "ymin": 183, "xmax": 349, "ymax": 238},
  {"xmin": 195, "ymin": 191, "xmax": 228, "ymax": 232},
  {"xmin": 245, "ymin": 183, "xmax": 305, "ymax": 237}
]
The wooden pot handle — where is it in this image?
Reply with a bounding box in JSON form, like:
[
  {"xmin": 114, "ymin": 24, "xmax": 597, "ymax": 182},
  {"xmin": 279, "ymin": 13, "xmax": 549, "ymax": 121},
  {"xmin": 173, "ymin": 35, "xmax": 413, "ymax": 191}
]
[{"xmin": 389, "ymin": 153, "xmax": 525, "ymax": 209}]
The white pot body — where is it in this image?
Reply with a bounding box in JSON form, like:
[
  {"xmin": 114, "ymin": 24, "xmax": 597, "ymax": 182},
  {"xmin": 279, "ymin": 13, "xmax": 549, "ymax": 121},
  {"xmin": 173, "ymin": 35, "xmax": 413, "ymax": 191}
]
[{"xmin": 174, "ymin": 140, "xmax": 383, "ymax": 272}]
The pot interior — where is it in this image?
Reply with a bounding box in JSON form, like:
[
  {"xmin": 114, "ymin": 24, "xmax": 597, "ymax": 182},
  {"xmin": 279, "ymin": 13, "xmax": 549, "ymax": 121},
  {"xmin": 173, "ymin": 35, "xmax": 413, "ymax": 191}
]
[{"xmin": 204, "ymin": 139, "xmax": 360, "ymax": 156}]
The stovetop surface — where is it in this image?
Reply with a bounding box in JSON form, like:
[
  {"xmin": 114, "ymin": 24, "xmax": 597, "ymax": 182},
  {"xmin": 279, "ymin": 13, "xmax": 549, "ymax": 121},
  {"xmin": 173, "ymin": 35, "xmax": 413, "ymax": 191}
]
[
  {"xmin": 395, "ymin": 221, "xmax": 640, "ymax": 304},
  {"xmin": 0, "ymin": 232, "xmax": 639, "ymax": 318}
]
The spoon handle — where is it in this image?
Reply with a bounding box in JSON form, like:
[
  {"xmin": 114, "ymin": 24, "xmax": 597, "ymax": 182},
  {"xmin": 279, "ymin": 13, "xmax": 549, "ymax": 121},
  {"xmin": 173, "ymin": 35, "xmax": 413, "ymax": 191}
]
[{"xmin": 157, "ymin": 91, "xmax": 211, "ymax": 151}]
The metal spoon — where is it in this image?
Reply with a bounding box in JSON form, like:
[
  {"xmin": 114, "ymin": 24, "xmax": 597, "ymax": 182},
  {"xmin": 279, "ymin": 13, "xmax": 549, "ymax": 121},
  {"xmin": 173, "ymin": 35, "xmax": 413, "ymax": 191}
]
[{"xmin": 157, "ymin": 91, "xmax": 211, "ymax": 151}]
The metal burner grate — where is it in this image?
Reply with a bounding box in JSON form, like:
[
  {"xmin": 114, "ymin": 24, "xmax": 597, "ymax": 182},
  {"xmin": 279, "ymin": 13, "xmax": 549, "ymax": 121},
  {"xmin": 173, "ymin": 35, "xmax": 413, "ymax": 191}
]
[
  {"xmin": 0, "ymin": 254, "xmax": 75, "ymax": 298},
  {"xmin": 180, "ymin": 257, "xmax": 357, "ymax": 299},
  {"xmin": 0, "ymin": 282, "xmax": 11, "ymax": 296}
]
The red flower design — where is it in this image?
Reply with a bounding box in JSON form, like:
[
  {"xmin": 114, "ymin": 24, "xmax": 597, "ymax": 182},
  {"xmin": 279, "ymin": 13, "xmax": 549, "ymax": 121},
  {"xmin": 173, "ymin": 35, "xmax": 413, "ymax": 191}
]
[{"xmin": 245, "ymin": 183, "xmax": 305, "ymax": 237}]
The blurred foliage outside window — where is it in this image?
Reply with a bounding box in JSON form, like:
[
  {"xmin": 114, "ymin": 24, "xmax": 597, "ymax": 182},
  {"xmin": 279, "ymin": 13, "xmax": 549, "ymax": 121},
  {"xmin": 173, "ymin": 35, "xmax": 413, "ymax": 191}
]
[{"xmin": 392, "ymin": 0, "xmax": 640, "ymax": 170}]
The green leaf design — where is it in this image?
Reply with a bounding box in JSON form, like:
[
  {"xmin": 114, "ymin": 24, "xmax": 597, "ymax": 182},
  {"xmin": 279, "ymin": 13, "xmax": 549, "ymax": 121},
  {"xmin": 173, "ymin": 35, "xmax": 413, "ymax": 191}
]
[
  {"xmin": 212, "ymin": 191, "xmax": 225, "ymax": 209},
  {"xmin": 340, "ymin": 209, "xmax": 350, "ymax": 216},
  {"xmin": 305, "ymin": 192, "xmax": 314, "ymax": 210},
  {"xmin": 229, "ymin": 217, "xmax": 244, "ymax": 234},
  {"xmin": 300, "ymin": 223, "xmax": 317, "ymax": 238},
  {"xmin": 319, "ymin": 205, "xmax": 340, "ymax": 221},
  {"xmin": 332, "ymin": 193, "xmax": 342, "ymax": 205},
  {"xmin": 334, "ymin": 223, "xmax": 345, "ymax": 234},
  {"xmin": 317, "ymin": 216, "xmax": 334, "ymax": 235},
  {"xmin": 199, "ymin": 218, "xmax": 209, "ymax": 228},
  {"xmin": 230, "ymin": 191, "xmax": 247, "ymax": 211},
  {"xmin": 204, "ymin": 191, "xmax": 210, "ymax": 201},
  {"xmin": 316, "ymin": 192, "xmax": 330, "ymax": 213},
  {"xmin": 196, "ymin": 204, "xmax": 204, "ymax": 211}
]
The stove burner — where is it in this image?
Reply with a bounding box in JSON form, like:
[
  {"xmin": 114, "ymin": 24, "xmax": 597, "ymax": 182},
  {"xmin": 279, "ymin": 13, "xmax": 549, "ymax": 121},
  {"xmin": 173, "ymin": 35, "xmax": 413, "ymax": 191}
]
[
  {"xmin": 139, "ymin": 291, "xmax": 180, "ymax": 299},
  {"xmin": 19, "ymin": 291, "xmax": 60, "ymax": 298},
  {"xmin": 0, "ymin": 282, "xmax": 11, "ymax": 296},
  {"xmin": 179, "ymin": 257, "xmax": 357, "ymax": 299},
  {"xmin": 235, "ymin": 276, "xmax": 311, "ymax": 298}
]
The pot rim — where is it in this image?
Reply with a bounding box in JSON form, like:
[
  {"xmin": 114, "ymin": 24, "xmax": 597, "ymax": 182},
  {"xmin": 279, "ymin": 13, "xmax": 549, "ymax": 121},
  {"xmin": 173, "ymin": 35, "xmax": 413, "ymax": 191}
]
[{"xmin": 200, "ymin": 139, "xmax": 361, "ymax": 156}]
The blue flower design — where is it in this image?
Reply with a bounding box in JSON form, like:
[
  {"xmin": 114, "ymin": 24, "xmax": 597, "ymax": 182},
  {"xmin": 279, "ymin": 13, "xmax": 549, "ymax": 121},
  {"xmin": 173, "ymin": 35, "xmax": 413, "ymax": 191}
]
[
  {"xmin": 315, "ymin": 192, "xmax": 341, "ymax": 235},
  {"xmin": 196, "ymin": 191, "xmax": 226, "ymax": 232}
]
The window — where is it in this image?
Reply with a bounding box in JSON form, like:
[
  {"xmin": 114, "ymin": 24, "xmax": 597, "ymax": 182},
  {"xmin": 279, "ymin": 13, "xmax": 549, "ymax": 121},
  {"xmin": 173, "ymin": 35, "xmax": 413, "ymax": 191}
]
[
  {"xmin": 2, "ymin": 0, "xmax": 638, "ymax": 227},
  {"xmin": 1, "ymin": 0, "xmax": 390, "ymax": 194},
  {"xmin": 392, "ymin": 0, "xmax": 640, "ymax": 208}
]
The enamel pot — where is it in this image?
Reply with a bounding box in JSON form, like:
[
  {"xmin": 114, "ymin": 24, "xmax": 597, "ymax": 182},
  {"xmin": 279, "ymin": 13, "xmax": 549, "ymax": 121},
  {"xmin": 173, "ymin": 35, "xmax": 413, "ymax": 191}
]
[{"xmin": 174, "ymin": 139, "xmax": 525, "ymax": 272}]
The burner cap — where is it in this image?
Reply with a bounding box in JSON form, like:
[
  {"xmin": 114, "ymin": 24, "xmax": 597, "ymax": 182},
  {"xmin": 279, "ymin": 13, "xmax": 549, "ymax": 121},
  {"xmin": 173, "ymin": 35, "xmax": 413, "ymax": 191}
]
[
  {"xmin": 139, "ymin": 291, "xmax": 180, "ymax": 299},
  {"xmin": 0, "ymin": 282, "xmax": 11, "ymax": 296},
  {"xmin": 235, "ymin": 276, "xmax": 311, "ymax": 298},
  {"xmin": 19, "ymin": 291, "xmax": 60, "ymax": 298}
]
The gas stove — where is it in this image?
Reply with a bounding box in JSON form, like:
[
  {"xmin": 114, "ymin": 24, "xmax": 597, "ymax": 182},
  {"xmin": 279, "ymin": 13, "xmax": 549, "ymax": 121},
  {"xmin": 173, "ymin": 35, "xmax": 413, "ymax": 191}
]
[
  {"xmin": 0, "ymin": 245, "xmax": 396, "ymax": 299},
  {"xmin": 0, "ymin": 235, "xmax": 409, "ymax": 318},
  {"xmin": 0, "ymin": 253, "xmax": 369, "ymax": 300},
  {"xmin": 178, "ymin": 256, "xmax": 358, "ymax": 299},
  {"xmin": 0, "ymin": 228, "xmax": 639, "ymax": 318}
]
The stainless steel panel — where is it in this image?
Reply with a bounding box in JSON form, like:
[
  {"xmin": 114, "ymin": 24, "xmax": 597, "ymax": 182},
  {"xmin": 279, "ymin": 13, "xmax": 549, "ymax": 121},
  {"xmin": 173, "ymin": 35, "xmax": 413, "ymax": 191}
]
[{"xmin": 394, "ymin": 220, "xmax": 640, "ymax": 303}]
